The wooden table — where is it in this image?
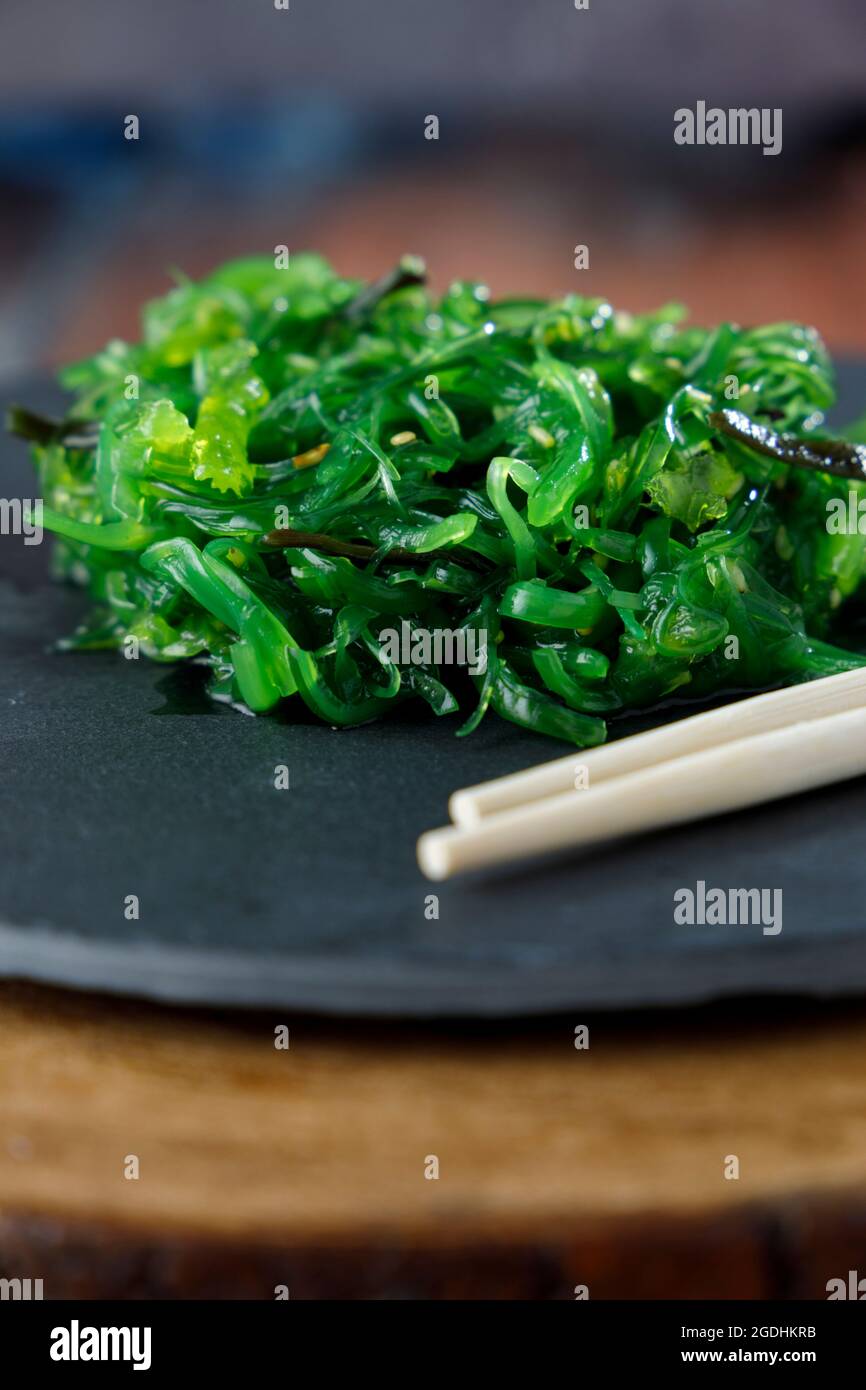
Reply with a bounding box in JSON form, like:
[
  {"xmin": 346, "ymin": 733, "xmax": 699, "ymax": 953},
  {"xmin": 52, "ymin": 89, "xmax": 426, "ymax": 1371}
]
[{"xmin": 2, "ymin": 982, "xmax": 866, "ymax": 1299}]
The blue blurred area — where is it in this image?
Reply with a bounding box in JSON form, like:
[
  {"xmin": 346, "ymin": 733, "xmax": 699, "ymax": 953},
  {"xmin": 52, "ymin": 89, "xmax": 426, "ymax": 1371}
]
[
  {"xmin": 0, "ymin": 100, "xmax": 379, "ymax": 190},
  {"xmin": 0, "ymin": 99, "xmax": 395, "ymax": 374}
]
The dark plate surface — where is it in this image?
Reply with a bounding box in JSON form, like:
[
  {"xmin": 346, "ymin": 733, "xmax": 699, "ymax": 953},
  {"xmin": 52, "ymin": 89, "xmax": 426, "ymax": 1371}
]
[{"xmin": 2, "ymin": 369, "xmax": 866, "ymax": 1017}]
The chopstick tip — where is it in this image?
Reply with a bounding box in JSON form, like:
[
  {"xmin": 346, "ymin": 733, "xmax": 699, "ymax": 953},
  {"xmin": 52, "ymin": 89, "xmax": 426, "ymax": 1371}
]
[
  {"xmin": 416, "ymin": 829, "xmax": 453, "ymax": 881},
  {"xmin": 448, "ymin": 790, "xmax": 482, "ymax": 828}
]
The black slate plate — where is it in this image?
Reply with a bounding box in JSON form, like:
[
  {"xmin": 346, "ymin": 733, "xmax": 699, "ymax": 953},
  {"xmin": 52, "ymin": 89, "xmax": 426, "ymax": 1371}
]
[{"xmin": 2, "ymin": 371, "xmax": 866, "ymax": 1017}]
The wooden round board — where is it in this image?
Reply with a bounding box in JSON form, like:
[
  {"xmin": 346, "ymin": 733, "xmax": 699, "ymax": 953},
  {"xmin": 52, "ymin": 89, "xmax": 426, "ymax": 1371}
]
[{"xmin": 2, "ymin": 982, "xmax": 866, "ymax": 1298}]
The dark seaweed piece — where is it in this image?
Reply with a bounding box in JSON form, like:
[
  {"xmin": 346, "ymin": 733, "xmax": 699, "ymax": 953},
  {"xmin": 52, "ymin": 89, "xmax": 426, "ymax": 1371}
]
[
  {"xmin": 340, "ymin": 255, "xmax": 427, "ymax": 323},
  {"xmin": 264, "ymin": 528, "xmax": 418, "ymax": 562},
  {"xmin": 709, "ymin": 408, "xmax": 866, "ymax": 482},
  {"xmin": 6, "ymin": 406, "xmax": 99, "ymax": 451}
]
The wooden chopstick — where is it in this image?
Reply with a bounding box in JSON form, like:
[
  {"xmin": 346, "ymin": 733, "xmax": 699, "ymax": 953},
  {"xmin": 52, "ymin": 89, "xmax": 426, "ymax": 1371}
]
[
  {"xmin": 417, "ymin": 702, "xmax": 866, "ymax": 881},
  {"xmin": 448, "ymin": 666, "xmax": 866, "ymax": 827}
]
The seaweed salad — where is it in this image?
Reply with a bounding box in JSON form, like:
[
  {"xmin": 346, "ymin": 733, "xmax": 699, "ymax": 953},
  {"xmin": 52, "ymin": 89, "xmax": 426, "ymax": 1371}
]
[{"xmin": 10, "ymin": 252, "xmax": 866, "ymax": 746}]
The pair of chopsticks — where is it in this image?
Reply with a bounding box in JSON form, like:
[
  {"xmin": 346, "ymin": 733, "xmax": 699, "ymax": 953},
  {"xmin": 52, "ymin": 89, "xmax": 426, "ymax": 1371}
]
[{"xmin": 416, "ymin": 666, "xmax": 866, "ymax": 880}]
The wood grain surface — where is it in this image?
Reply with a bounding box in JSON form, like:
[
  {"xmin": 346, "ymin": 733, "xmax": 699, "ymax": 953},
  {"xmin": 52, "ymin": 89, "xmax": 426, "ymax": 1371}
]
[{"xmin": 1, "ymin": 982, "xmax": 866, "ymax": 1298}]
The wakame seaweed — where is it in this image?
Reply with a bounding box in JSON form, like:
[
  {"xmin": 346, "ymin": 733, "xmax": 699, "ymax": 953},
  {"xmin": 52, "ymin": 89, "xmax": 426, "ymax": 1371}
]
[{"xmin": 9, "ymin": 252, "xmax": 866, "ymax": 744}]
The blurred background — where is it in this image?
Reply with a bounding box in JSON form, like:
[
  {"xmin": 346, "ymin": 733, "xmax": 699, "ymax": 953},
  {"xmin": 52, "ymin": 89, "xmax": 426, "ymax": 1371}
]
[{"xmin": 0, "ymin": 0, "xmax": 865, "ymax": 379}]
